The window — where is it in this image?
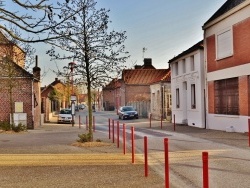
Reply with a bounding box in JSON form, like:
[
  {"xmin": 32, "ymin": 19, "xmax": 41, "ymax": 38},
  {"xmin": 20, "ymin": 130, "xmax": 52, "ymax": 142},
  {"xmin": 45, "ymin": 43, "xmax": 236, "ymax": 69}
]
[
  {"xmin": 175, "ymin": 62, "xmax": 178, "ymax": 76},
  {"xmin": 176, "ymin": 88, "xmax": 180, "ymax": 108},
  {"xmin": 190, "ymin": 55, "xmax": 194, "ymax": 71},
  {"xmin": 216, "ymin": 28, "xmax": 233, "ymax": 59},
  {"xmin": 214, "ymin": 78, "xmax": 239, "ymax": 115},
  {"xmin": 152, "ymin": 93, "xmax": 155, "ymax": 109},
  {"xmin": 191, "ymin": 84, "xmax": 196, "ymax": 109},
  {"xmin": 182, "ymin": 59, "xmax": 186, "ymax": 74}
]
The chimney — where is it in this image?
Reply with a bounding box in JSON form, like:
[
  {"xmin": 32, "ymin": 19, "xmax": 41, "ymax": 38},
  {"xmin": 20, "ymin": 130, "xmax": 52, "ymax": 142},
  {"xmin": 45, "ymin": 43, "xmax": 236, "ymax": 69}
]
[
  {"xmin": 134, "ymin": 65, "xmax": 142, "ymax": 69},
  {"xmin": 33, "ymin": 55, "xmax": 41, "ymax": 81},
  {"xmin": 143, "ymin": 58, "xmax": 152, "ymax": 66}
]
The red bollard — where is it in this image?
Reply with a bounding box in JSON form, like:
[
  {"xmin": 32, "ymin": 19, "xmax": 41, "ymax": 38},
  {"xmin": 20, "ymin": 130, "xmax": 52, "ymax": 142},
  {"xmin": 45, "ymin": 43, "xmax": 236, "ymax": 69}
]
[
  {"xmin": 174, "ymin": 114, "xmax": 176, "ymax": 131},
  {"xmin": 164, "ymin": 138, "xmax": 169, "ymax": 188},
  {"xmin": 93, "ymin": 116, "xmax": 95, "ymax": 132},
  {"xmin": 248, "ymin": 119, "xmax": 250, "ymax": 147},
  {"xmin": 161, "ymin": 115, "xmax": 163, "ymax": 129},
  {"xmin": 202, "ymin": 152, "xmax": 209, "ymax": 188},
  {"xmin": 117, "ymin": 121, "xmax": 120, "ymax": 148},
  {"xmin": 123, "ymin": 124, "xmax": 126, "ymax": 155},
  {"xmin": 112, "ymin": 119, "xmax": 115, "ymax": 143},
  {"xmin": 144, "ymin": 136, "xmax": 148, "ymax": 177},
  {"xmin": 79, "ymin": 115, "xmax": 81, "ymax": 129},
  {"xmin": 108, "ymin": 118, "xmax": 111, "ymax": 139},
  {"xmin": 131, "ymin": 126, "xmax": 135, "ymax": 164}
]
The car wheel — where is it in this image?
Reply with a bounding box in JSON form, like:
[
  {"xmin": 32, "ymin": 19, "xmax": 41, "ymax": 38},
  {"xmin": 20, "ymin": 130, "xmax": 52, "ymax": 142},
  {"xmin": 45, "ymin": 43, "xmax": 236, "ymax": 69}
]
[
  {"xmin": 122, "ymin": 115, "xmax": 125, "ymax": 120},
  {"xmin": 118, "ymin": 115, "xmax": 121, "ymax": 119}
]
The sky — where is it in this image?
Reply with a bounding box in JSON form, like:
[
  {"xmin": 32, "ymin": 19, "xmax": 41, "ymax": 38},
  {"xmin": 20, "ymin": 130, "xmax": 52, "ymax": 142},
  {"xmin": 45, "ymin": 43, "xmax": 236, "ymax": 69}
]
[{"xmin": 38, "ymin": 0, "xmax": 226, "ymax": 87}]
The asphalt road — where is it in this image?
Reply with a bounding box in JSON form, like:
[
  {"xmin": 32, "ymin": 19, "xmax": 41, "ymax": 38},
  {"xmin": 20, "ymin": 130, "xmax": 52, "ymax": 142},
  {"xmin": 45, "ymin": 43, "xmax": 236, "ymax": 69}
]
[{"xmin": 90, "ymin": 110, "xmax": 250, "ymax": 188}]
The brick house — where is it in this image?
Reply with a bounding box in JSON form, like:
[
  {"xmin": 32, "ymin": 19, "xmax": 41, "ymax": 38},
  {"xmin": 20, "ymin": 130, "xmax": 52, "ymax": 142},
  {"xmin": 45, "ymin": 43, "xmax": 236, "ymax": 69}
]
[
  {"xmin": 41, "ymin": 78, "xmax": 69, "ymax": 122},
  {"xmin": 168, "ymin": 40, "xmax": 206, "ymax": 128},
  {"xmin": 150, "ymin": 69, "xmax": 171, "ymax": 120},
  {"xmin": 0, "ymin": 31, "xmax": 41, "ymax": 129},
  {"xmin": 203, "ymin": 0, "xmax": 250, "ymax": 132},
  {"xmin": 102, "ymin": 58, "xmax": 169, "ymax": 117},
  {"xmin": 102, "ymin": 78, "xmax": 121, "ymax": 111}
]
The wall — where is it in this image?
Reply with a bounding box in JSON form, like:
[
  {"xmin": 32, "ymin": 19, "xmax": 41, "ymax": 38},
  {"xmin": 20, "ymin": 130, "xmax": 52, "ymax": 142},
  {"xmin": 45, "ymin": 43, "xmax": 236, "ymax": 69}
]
[
  {"xmin": 0, "ymin": 78, "xmax": 33, "ymax": 128},
  {"xmin": 171, "ymin": 50, "xmax": 205, "ymax": 128},
  {"xmin": 204, "ymin": 3, "xmax": 250, "ymax": 132}
]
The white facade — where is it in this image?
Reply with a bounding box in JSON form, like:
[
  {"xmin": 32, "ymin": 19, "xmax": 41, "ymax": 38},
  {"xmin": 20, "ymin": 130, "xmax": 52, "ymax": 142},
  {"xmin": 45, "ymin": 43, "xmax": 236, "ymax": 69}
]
[
  {"xmin": 150, "ymin": 82, "xmax": 171, "ymax": 121},
  {"xmin": 203, "ymin": 1, "xmax": 250, "ymax": 132},
  {"xmin": 170, "ymin": 47, "xmax": 205, "ymax": 128}
]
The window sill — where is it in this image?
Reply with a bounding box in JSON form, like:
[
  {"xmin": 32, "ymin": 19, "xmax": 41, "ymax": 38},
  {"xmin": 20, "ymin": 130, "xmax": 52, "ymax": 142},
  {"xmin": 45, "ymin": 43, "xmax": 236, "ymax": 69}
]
[
  {"xmin": 214, "ymin": 114, "xmax": 239, "ymax": 118},
  {"xmin": 216, "ymin": 54, "xmax": 233, "ymax": 61}
]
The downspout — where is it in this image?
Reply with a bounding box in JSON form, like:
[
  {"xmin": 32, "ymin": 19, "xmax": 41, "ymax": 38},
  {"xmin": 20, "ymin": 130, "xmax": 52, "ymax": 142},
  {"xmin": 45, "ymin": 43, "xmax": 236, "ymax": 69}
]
[{"xmin": 31, "ymin": 79, "xmax": 34, "ymax": 129}]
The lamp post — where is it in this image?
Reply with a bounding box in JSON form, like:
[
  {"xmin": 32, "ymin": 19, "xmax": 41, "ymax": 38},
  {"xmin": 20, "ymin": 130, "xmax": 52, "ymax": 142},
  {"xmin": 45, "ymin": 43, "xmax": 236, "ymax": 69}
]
[
  {"xmin": 68, "ymin": 62, "xmax": 76, "ymax": 95},
  {"xmin": 69, "ymin": 61, "xmax": 76, "ymax": 126}
]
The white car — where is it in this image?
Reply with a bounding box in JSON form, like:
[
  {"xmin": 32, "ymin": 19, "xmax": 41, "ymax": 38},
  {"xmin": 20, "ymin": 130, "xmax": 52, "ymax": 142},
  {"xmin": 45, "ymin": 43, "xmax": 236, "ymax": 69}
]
[{"xmin": 57, "ymin": 109, "xmax": 73, "ymax": 124}]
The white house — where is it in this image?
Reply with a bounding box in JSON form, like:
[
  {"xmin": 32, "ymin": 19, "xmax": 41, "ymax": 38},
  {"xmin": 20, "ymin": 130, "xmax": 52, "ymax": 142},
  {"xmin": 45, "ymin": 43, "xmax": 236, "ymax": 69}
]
[
  {"xmin": 202, "ymin": 0, "xmax": 250, "ymax": 132},
  {"xmin": 150, "ymin": 69, "xmax": 171, "ymax": 121},
  {"xmin": 168, "ymin": 40, "xmax": 205, "ymax": 128}
]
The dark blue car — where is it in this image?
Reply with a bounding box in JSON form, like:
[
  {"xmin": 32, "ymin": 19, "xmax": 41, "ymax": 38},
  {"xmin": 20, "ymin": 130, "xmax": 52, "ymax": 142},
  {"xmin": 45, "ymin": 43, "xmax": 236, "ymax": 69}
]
[{"xmin": 118, "ymin": 106, "xmax": 138, "ymax": 120}]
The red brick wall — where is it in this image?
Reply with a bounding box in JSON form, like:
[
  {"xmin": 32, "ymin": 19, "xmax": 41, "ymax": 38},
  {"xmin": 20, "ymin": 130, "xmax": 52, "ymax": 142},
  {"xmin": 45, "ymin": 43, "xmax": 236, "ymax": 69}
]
[
  {"xmin": 33, "ymin": 80, "xmax": 41, "ymax": 128},
  {"xmin": 207, "ymin": 81, "xmax": 215, "ymax": 114},
  {"xmin": 102, "ymin": 89, "xmax": 115, "ymax": 110},
  {"xmin": 239, "ymin": 76, "xmax": 249, "ymax": 116},
  {"xmin": 206, "ymin": 17, "xmax": 250, "ymax": 72},
  {"xmin": 0, "ymin": 78, "xmax": 33, "ymax": 128},
  {"xmin": 125, "ymin": 85, "xmax": 150, "ymax": 103}
]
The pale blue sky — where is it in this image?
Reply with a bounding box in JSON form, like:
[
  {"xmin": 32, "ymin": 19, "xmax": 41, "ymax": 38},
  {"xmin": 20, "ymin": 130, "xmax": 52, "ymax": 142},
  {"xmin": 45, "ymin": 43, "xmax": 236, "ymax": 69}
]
[{"xmin": 39, "ymin": 0, "xmax": 226, "ymax": 86}]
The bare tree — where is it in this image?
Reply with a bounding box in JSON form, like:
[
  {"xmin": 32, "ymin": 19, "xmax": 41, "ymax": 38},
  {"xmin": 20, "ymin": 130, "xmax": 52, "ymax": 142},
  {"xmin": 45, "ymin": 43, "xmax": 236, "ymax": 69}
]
[
  {"xmin": 47, "ymin": 0, "xmax": 129, "ymax": 141},
  {"xmin": 0, "ymin": 0, "xmax": 81, "ymax": 43}
]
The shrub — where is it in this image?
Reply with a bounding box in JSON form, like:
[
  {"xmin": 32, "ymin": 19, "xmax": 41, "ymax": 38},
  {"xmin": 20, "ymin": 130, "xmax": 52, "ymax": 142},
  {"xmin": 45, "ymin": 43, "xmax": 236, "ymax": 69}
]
[
  {"xmin": 77, "ymin": 133, "xmax": 92, "ymax": 143},
  {"xmin": 0, "ymin": 121, "xmax": 26, "ymax": 132},
  {"xmin": 12, "ymin": 123, "xmax": 27, "ymax": 132},
  {"xmin": 0, "ymin": 121, "xmax": 11, "ymax": 131}
]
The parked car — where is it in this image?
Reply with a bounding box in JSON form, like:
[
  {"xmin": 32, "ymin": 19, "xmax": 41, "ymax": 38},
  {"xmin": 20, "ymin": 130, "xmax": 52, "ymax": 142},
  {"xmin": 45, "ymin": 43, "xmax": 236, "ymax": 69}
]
[
  {"xmin": 78, "ymin": 104, "xmax": 85, "ymax": 110},
  {"xmin": 58, "ymin": 109, "xmax": 73, "ymax": 124},
  {"xmin": 118, "ymin": 106, "xmax": 138, "ymax": 120}
]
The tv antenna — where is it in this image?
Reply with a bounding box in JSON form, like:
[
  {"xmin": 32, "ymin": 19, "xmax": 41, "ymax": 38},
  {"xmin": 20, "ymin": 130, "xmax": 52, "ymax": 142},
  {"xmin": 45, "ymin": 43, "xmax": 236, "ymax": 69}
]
[{"xmin": 142, "ymin": 47, "xmax": 147, "ymax": 59}]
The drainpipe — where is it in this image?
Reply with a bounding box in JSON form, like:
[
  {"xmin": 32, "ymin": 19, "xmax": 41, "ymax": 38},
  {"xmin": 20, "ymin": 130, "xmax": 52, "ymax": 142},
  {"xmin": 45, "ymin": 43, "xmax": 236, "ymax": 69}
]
[{"xmin": 31, "ymin": 79, "xmax": 34, "ymax": 129}]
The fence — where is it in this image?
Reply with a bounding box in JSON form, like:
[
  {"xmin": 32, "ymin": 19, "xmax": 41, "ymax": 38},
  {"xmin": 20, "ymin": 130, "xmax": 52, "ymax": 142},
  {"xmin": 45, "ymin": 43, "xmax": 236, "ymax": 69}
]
[{"xmin": 127, "ymin": 101, "xmax": 150, "ymax": 118}]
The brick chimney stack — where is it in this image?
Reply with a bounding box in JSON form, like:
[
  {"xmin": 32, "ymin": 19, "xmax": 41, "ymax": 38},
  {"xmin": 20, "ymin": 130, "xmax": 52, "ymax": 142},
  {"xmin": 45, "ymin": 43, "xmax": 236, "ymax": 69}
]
[{"xmin": 33, "ymin": 55, "xmax": 41, "ymax": 81}]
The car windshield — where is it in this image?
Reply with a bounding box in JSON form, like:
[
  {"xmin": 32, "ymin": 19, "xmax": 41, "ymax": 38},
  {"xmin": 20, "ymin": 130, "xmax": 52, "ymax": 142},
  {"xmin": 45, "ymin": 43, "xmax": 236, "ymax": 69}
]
[
  {"xmin": 123, "ymin": 106, "xmax": 134, "ymax": 111},
  {"xmin": 60, "ymin": 109, "xmax": 71, "ymax": 114}
]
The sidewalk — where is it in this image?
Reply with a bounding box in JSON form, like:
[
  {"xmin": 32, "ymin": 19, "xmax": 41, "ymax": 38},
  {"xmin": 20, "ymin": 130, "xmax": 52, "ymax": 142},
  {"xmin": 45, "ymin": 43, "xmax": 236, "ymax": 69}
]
[{"xmin": 50, "ymin": 112, "xmax": 249, "ymax": 149}]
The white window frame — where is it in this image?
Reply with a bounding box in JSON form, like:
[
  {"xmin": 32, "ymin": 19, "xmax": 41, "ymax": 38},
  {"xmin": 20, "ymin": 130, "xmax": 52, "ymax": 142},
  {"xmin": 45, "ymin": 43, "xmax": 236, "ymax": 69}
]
[{"xmin": 216, "ymin": 27, "xmax": 233, "ymax": 60}]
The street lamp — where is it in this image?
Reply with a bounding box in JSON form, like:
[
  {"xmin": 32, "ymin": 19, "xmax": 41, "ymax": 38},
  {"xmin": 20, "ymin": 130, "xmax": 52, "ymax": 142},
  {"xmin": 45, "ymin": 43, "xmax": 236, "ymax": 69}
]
[
  {"xmin": 68, "ymin": 61, "xmax": 76, "ymax": 127},
  {"xmin": 68, "ymin": 61, "xmax": 76, "ymax": 95}
]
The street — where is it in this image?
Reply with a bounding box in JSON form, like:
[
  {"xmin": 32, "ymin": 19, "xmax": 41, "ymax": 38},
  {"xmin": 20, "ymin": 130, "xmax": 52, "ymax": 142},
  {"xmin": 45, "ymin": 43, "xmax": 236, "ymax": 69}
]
[
  {"xmin": 88, "ymin": 110, "xmax": 250, "ymax": 188},
  {"xmin": 0, "ymin": 109, "xmax": 249, "ymax": 188}
]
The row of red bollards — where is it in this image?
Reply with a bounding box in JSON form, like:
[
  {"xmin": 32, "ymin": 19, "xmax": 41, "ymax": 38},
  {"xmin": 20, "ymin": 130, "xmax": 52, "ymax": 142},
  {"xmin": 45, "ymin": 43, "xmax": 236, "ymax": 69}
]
[
  {"xmin": 77, "ymin": 115, "xmax": 95, "ymax": 132},
  {"xmin": 149, "ymin": 113, "xmax": 176, "ymax": 131},
  {"xmin": 108, "ymin": 118, "xmax": 210, "ymax": 188}
]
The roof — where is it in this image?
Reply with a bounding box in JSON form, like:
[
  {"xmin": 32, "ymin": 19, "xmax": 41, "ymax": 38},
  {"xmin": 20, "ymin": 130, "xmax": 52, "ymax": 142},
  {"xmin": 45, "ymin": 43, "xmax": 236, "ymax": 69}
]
[
  {"xmin": 103, "ymin": 78, "xmax": 122, "ymax": 90},
  {"xmin": 168, "ymin": 40, "xmax": 203, "ymax": 64},
  {"xmin": 41, "ymin": 78, "xmax": 66, "ymax": 93},
  {"xmin": 150, "ymin": 69, "xmax": 171, "ymax": 84},
  {"xmin": 203, "ymin": 0, "xmax": 247, "ymax": 26},
  {"xmin": 122, "ymin": 69, "xmax": 169, "ymax": 85},
  {"xmin": 0, "ymin": 58, "xmax": 33, "ymax": 78}
]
